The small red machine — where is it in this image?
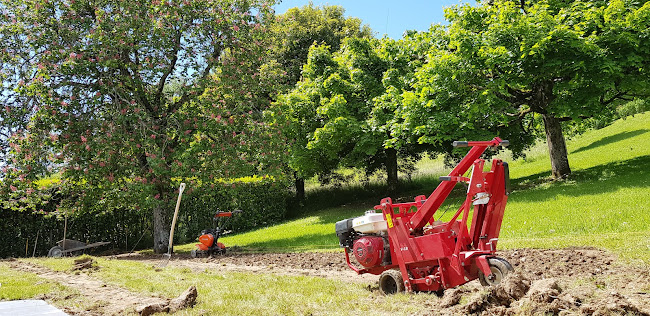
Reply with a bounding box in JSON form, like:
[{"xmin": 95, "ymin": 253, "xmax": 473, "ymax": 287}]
[
  {"xmin": 336, "ymin": 137, "xmax": 513, "ymax": 294},
  {"xmin": 191, "ymin": 210, "xmax": 242, "ymax": 258}
]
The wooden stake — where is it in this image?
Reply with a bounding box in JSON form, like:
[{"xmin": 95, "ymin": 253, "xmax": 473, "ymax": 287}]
[
  {"xmin": 32, "ymin": 230, "xmax": 40, "ymax": 257},
  {"xmin": 63, "ymin": 214, "xmax": 68, "ymax": 251},
  {"xmin": 167, "ymin": 183, "xmax": 186, "ymax": 254},
  {"xmin": 25, "ymin": 239, "xmax": 29, "ymax": 257}
]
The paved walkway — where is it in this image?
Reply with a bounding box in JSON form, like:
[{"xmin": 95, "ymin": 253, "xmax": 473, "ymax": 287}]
[{"xmin": 0, "ymin": 300, "xmax": 68, "ymax": 316}]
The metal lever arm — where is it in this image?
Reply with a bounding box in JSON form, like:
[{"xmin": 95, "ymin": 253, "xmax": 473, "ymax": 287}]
[
  {"xmin": 408, "ymin": 137, "xmax": 506, "ymax": 231},
  {"xmin": 453, "ymin": 138, "xmax": 508, "ymax": 148}
]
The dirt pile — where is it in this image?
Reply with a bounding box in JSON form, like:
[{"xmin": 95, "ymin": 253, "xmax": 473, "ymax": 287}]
[
  {"xmin": 446, "ymin": 272, "xmax": 650, "ymax": 315},
  {"xmin": 71, "ymin": 257, "xmax": 98, "ymax": 271},
  {"xmin": 580, "ymin": 292, "xmax": 650, "ymax": 316},
  {"xmin": 443, "ymin": 272, "xmax": 531, "ymax": 314},
  {"xmin": 135, "ymin": 285, "xmax": 197, "ymax": 316}
]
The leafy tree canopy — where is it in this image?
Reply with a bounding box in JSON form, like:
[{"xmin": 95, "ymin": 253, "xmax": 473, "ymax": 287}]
[
  {"xmin": 0, "ymin": 0, "xmax": 284, "ymax": 253},
  {"xmin": 267, "ymin": 3, "xmax": 373, "ymax": 91},
  {"xmin": 400, "ymin": 0, "xmax": 650, "ymax": 177},
  {"xmin": 277, "ymin": 32, "xmax": 438, "ymax": 191}
]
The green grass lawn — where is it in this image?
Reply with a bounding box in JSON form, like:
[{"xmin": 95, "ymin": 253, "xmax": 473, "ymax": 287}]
[
  {"xmin": 0, "ymin": 264, "xmax": 64, "ymax": 300},
  {"xmin": 23, "ymin": 257, "xmax": 439, "ymax": 315},
  {"xmin": 0, "ymin": 262, "xmax": 95, "ymax": 311},
  {"xmin": 178, "ymin": 112, "xmax": 650, "ymax": 263}
]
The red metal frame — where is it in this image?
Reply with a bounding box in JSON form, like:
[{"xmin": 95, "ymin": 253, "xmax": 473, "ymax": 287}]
[{"xmin": 344, "ymin": 137, "xmax": 510, "ymax": 292}]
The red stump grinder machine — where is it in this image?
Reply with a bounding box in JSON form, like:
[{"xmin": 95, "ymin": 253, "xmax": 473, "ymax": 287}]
[
  {"xmin": 191, "ymin": 210, "xmax": 242, "ymax": 258},
  {"xmin": 336, "ymin": 137, "xmax": 513, "ymax": 294}
]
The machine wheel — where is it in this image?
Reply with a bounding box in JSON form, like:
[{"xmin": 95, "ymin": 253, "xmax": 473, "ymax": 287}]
[
  {"xmin": 478, "ymin": 258, "xmax": 511, "ymax": 286},
  {"xmin": 492, "ymin": 257, "xmax": 514, "ymax": 272},
  {"xmin": 191, "ymin": 249, "xmax": 210, "ymax": 258},
  {"xmin": 379, "ymin": 269, "xmax": 405, "ymax": 295},
  {"xmin": 48, "ymin": 246, "xmax": 64, "ymax": 258}
]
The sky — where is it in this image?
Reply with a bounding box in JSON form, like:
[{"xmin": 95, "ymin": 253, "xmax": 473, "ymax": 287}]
[{"xmin": 273, "ymin": 0, "xmax": 475, "ymax": 39}]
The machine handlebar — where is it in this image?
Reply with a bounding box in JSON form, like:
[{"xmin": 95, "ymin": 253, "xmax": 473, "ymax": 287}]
[
  {"xmin": 452, "ymin": 138, "xmax": 509, "ymax": 148},
  {"xmin": 214, "ymin": 209, "xmax": 243, "ymax": 218}
]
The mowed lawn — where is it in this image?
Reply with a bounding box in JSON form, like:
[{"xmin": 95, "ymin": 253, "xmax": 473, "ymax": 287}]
[
  {"xmin": 6, "ymin": 256, "xmax": 442, "ymax": 315},
  {"xmin": 179, "ymin": 112, "xmax": 650, "ymax": 263}
]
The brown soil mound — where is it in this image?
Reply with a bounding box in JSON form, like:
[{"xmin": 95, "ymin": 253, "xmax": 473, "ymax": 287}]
[{"xmin": 71, "ymin": 257, "xmax": 97, "ymax": 271}]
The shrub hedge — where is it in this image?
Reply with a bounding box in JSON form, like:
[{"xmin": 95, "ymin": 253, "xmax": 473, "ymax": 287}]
[
  {"xmin": 177, "ymin": 177, "xmax": 291, "ymax": 244},
  {"xmin": 1, "ymin": 177, "xmax": 290, "ymax": 258},
  {"xmin": 0, "ymin": 208, "xmax": 149, "ymax": 258}
]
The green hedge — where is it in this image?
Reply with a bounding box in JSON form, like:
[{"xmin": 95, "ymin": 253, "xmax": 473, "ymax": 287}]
[
  {"xmin": 177, "ymin": 178, "xmax": 291, "ymax": 244},
  {"xmin": 0, "ymin": 208, "xmax": 149, "ymax": 258},
  {"xmin": 1, "ymin": 177, "xmax": 291, "ymax": 257}
]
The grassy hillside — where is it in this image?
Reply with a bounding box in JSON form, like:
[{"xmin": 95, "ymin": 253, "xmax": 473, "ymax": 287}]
[
  {"xmin": 501, "ymin": 113, "xmax": 650, "ymax": 262},
  {"xmin": 177, "ymin": 112, "xmax": 650, "ymax": 263}
]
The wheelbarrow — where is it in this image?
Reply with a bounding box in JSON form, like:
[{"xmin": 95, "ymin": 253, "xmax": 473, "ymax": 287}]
[{"xmin": 47, "ymin": 239, "xmax": 111, "ymax": 257}]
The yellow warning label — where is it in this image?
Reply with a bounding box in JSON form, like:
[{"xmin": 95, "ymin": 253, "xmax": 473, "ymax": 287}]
[{"xmin": 385, "ymin": 213, "xmax": 394, "ymax": 228}]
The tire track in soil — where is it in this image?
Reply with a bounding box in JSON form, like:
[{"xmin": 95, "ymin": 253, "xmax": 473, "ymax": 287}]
[
  {"xmin": 7, "ymin": 261, "xmax": 168, "ymax": 316},
  {"xmin": 114, "ymin": 252, "xmax": 378, "ymax": 284}
]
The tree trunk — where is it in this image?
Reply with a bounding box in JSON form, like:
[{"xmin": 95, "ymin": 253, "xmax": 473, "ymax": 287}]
[
  {"xmin": 542, "ymin": 113, "xmax": 571, "ymax": 178},
  {"xmin": 295, "ymin": 176, "xmax": 305, "ymax": 202},
  {"xmin": 386, "ymin": 147, "xmax": 398, "ymax": 194},
  {"xmin": 153, "ymin": 204, "xmax": 170, "ymax": 254}
]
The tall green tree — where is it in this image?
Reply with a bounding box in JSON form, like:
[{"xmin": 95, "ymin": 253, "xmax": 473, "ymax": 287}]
[
  {"xmin": 402, "ymin": 0, "xmax": 650, "ymax": 178},
  {"xmin": 0, "ymin": 0, "xmax": 283, "ymax": 253},
  {"xmin": 278, "ymin": 34, "xmax": 434, "ymax": 192},
  {"xmin": 265, "ymin": 3, "xmax": 372, "ymax": 199},
  {"xmin": 268, "ymin": 3, "xmax": 373, "ymax": 91}
]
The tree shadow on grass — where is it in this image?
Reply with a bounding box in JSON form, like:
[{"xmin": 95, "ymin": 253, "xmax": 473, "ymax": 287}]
[
  {"xmin": 571, "ymin": 129, "xmax": 649, "ymax": 154},
  {"xmin": 511, "ymin": 155, "xmax": 650, "ymax": 203}
]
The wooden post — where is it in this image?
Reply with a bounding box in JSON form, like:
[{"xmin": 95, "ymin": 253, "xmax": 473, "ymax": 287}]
[
  {"xmin": 63, "ymin": 214, "xmax": 68, "ymax": 251},
  {"xmin": 167, "ymin": 183, "xmax": 186, "ymax": 254},
  {"xmin": 32, "ymin": 230, "xmax": 40, "ymax": 257}
]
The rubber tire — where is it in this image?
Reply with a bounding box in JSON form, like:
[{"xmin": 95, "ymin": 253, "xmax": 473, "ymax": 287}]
[
  {"xmin": 379, "ymin": 269, "xmax": 405, "ymax": 295},
  {"xmin": 492, "ymin": 257, "xmax": 514, "ymax": 272},
  {"xmin": 478, "ymin": 258, "xmax": 510, "ymax": 286},
  {"xmin": 190, "ymin": 249, "xmax": 198, "ymax": 258},
  {"xmin": 48, "ymin": 246, "xmax": 64, "ymax": 258}
]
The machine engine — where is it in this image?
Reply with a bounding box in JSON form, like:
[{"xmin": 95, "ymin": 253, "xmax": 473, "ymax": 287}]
[
  {"xmin": 192, "ymin": 228, "xmax": 226, "ymax": 257},
  {"xmin": 336, "ymin": 210, "xmax": 391, "ymax": 268}
]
